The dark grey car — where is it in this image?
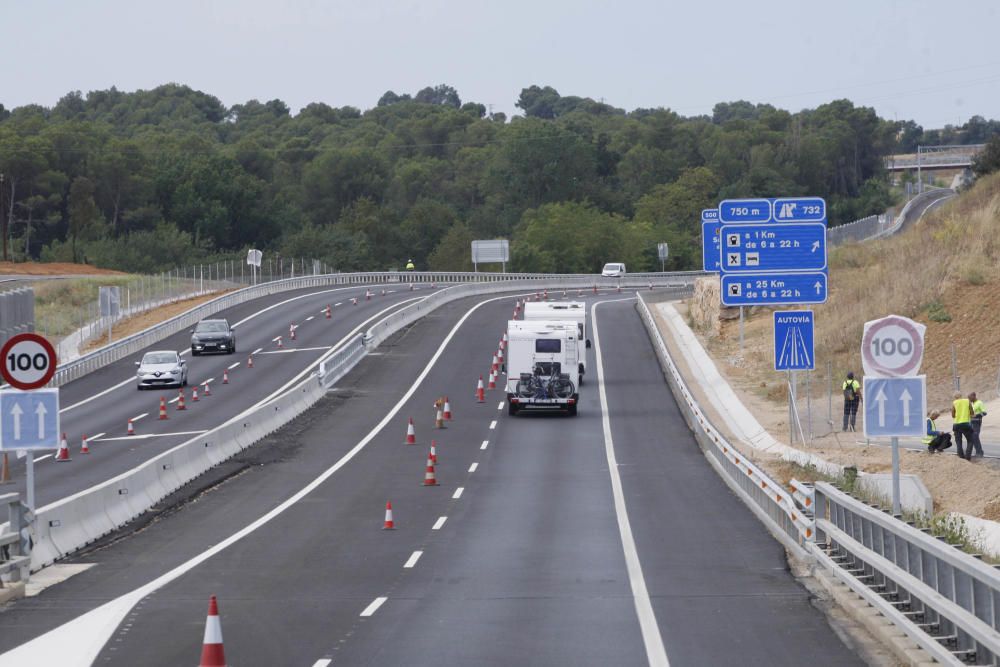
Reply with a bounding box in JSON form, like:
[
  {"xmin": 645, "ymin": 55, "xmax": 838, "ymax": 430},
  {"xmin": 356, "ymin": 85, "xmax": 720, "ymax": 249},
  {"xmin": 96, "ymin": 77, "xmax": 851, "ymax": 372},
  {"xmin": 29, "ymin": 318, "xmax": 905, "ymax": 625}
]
[{"xmin": 190, "ymin": 319, "xmax": 236, "ymax": 356}]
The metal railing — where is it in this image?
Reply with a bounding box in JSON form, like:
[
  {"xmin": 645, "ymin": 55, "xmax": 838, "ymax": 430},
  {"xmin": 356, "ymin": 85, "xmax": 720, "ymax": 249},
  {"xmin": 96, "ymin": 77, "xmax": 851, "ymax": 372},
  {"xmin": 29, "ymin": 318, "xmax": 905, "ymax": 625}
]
[
  {"xmin": 0, "ymin": 287, "xmax": 34, "ymax": 349},
  {"xmin": 0, "ymin": 493, "xmax": 30, "ymax": 585}
]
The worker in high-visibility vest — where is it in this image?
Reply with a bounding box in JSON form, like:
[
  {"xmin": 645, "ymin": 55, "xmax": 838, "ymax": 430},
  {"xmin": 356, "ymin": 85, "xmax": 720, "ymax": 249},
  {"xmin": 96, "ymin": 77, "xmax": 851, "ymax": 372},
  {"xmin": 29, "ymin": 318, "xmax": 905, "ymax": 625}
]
[
  {"xmin": 923, "ymin": 410, "xmax": 951, "ymax": 453},
  {"xmin": 952, "ymin": 392, "xmax": 975, "ymax": 460},
  {"xmin": 969, "ymin": 391, "xmax": 987, "ymax": 458},
  {"xmin": 842, "ymin": 372, "xmax": 862, "ymax": 432},
  {"xmin": 405, "ymin": 259, "xmax": 415, "ymax": 271}
]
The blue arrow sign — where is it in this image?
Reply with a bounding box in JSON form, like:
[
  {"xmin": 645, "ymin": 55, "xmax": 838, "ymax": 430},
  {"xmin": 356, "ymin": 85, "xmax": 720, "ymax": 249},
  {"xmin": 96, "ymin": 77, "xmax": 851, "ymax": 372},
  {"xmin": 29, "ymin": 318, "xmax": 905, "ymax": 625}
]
[
  {"xmin": 719, "ymin": 199, "xmax": 772, "ymax": 224},
  {"xmin": 721, "ymin": 272, "xmax": 828, "ymax": 306},
  {"xmin": 720, "ymin": 223, "xmax": 827, "ymax": 273},
  {"xmin": 773, "ymin": 197, "xmax": 827, "ymax": 223},
  {"xmin": 774, "ymin": 310, "xmax": 815, "ymax": 371},
  {"xmin": 862, "ymin": 376, "xmax": 926, "ymax": 438},
  {"xmin": 0, "ymin": 389, "xmax": 60, "ymax": 451},
  {"xmin": 701, "ymin": 208, "xmax": 719, "ymax": 222},
  {"xmin": 702, "ymin": 220, "xmax": 722, "ymax": 272}
]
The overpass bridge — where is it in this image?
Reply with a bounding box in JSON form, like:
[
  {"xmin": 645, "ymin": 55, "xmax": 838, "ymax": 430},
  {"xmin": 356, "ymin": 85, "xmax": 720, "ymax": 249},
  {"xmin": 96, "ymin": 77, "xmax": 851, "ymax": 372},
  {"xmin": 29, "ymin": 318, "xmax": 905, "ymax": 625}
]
[{"xmin": 885, "ymin": 143, "xmax": 984, "ymax": 171}]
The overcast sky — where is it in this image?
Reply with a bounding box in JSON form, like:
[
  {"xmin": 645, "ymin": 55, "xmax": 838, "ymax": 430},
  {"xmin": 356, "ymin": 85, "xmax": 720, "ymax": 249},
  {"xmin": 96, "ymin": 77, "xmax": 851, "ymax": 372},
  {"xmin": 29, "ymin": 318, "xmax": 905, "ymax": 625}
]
[{"xmin": 3, "ymin": 0, "xmax": 998, "ymax": 128}]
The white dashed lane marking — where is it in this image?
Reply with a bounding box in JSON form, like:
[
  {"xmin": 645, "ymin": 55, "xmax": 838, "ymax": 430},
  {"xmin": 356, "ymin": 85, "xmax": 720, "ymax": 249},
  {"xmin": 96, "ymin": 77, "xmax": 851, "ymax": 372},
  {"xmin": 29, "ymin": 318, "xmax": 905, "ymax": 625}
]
[
  {"xmin": 468, "ymin": 462, "xmax": 478, "ymax": 473},
  {"xmin": 131, "ymin": 413, "xmax": 148, "ymax": 422},
  {"xmin": 360, "ymin": 597, "xmax": 387, "ymax": 617},
  {"xmin": 33, "ymin": 454, "xmax": 53, "ymax": 463},
  {"xmin": 312, "ymin": 660, "xmax": 332, "ymax": 667},
  {"xmin": 252, "ymin": 348, "xmax": 263, "ymax": 355},
  {"xmin": 403, "ymin": 551, "xmax": 423, "ymax": 568},
  {"xmin": 480, "ymin": 440, "xmax": 488, "ymax": 450},
  {"xmin": 497, "ymin": 401, "xmax": 504, "ymax": 410},
  {"xmin": 432, "ymin": 516, "xmax": 447, "ymax": 530},
  {"xmin": 227, "ymin": 362, "xmax": 241, "ymax": 370},
  {"xmin": 489, "ymin": 420, "xmax": 497, "ymax": 430},
  {"xmin": 452, "ymin": 487, "xmax": 464, "ymax": 499},
  {"xmin": 305, "ymin": 316, "xmax": 314, "ymax": 322}
]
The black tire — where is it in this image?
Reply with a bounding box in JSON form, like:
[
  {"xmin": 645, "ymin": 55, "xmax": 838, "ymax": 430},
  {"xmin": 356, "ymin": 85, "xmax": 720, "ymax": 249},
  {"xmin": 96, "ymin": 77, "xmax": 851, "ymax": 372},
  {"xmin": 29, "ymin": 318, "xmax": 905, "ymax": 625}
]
[
  {"xmin": 567, "ymin": 403, "xmax": 578, "ymax": 416},
  {"xmin": 191, "ymin": 349, "xmax": 200, "ymax": 356},
  {"xmin": 508, "ymin": 402, "xmax": 519, "ymax": 416}
]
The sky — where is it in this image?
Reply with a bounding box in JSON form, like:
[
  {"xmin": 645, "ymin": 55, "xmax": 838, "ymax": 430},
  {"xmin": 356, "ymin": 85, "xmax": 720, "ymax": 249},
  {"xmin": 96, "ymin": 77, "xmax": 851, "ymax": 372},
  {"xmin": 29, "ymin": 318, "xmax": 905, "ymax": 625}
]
[{"xmin": 2, "ymin": 0, "xmax": 998, "ymax": 129}]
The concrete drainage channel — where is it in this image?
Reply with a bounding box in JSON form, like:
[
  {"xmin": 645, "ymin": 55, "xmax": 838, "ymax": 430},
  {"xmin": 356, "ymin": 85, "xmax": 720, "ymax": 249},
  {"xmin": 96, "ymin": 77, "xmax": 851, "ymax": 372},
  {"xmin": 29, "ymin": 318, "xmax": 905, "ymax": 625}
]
[
  {"xmin": 636, "ymin": 292, "xmax": 1000, "ymax": 666},
  {"xmin": 0, "ymin": 276, "xmax": 697, "ymax": 575}
]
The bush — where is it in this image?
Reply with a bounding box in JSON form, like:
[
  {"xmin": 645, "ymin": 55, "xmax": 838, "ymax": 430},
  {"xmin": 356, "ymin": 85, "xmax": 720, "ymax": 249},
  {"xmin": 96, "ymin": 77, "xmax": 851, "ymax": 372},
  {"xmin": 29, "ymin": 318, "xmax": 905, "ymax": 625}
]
[{"xmin": 926, "ymin": 300, "xmax": 952, "ymax": 322}]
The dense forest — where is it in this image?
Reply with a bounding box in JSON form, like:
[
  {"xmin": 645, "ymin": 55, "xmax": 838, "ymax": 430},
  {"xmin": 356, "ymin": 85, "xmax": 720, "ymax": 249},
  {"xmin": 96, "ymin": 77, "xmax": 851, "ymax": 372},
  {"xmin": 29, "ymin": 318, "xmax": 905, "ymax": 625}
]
[{"xmin": 0, "ymin": 83, "xmax": 997, "ymax": 274}]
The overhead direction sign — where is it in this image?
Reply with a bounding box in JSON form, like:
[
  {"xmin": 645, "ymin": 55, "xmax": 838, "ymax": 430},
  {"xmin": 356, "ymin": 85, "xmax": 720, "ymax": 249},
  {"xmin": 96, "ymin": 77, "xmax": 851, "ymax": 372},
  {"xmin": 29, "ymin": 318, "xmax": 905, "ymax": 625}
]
[
  {"xmin": 861, "ymin": 315, "xmax": 926, "ymax": 377},
  {"xmin": 774, "ymin": 310, "xmax": 815, "ymax": 371},
  {"xmin": 773, "ymin": 197, "xmax": 827, "ymax": 223},
  {"xmin": 719, "ymin": 199, "xmax": 772, "ymax": 224},
  {"xmin": 702, "ymin": 221, "xmax": 722, "ymax": 272},
  {"xmin": 720, "ymin": 223, "xmax": 827, "ymax": 273},
  {"xmin": 0, "ymin": 388, "xmax": 60, "ymax": 451},
  {"xmin": 863, "ymin": 376, "xmax": 926, "ymax": 438},
  {"xmin": 721, "ymin": 272, "xmax": 828, "ymax": 307},
  {"xmin": 1, "ymin": 333, "xmax": 57, "ymax": 390}
]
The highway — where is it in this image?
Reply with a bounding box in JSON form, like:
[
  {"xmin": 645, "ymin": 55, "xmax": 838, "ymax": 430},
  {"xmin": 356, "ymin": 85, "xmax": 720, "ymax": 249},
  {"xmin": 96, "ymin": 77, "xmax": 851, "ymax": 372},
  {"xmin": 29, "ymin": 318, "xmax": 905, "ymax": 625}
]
[{"xmin": 0, "ymin": 288, "xmax": 865, "ymax": 665}]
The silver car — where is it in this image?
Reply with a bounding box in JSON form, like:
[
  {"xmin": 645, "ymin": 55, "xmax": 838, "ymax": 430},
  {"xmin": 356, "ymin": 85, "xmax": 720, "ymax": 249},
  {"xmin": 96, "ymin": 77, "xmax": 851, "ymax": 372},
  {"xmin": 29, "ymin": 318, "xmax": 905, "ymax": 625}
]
[{"xmin": 136, "ymin": 350, "xmax": 188, "ymax": 390}]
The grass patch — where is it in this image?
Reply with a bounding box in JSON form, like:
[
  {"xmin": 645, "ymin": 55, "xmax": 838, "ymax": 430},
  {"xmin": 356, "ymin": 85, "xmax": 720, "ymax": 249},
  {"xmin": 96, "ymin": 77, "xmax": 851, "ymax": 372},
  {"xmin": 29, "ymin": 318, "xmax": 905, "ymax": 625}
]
[{"xmin": 925, "ymin": 300, "xmax": 952, "ymax": 323}]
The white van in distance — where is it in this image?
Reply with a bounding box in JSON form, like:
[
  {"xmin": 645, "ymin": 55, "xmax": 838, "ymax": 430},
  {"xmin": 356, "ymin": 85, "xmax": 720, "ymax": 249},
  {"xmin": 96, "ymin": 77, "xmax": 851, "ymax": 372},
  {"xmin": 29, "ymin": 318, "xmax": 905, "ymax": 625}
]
[{"xmin": 602, "ymin": 262, "xmax": 626, "ymax": 277}]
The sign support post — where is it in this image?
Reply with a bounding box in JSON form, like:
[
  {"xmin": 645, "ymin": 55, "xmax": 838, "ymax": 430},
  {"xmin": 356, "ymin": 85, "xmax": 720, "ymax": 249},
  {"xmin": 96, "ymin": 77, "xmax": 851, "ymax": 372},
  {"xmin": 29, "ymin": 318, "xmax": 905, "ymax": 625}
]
[
  {"xmin": 26, "ymin": 456, "xmax": 34, "ymax": 511},
  {"xmin": 891, "ymin": 437, "xmax": 901, "ymax": 515}
]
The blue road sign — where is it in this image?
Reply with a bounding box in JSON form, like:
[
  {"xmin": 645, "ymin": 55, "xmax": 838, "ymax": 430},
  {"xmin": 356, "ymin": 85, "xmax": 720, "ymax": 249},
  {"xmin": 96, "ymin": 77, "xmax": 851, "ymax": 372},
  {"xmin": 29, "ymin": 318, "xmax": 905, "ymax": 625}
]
[
  {"xmin": 774, "ymin": 310, "xmax": 815, "ymax": 371},
  {"xmin": 719, "ymin": 199, "xmax": 772, "ymax": 224},
  {"xmin": 721, "ymin": 272, "xmax": 828, "ymax": 307},
  {"xmin": 720, "ymin": 223, "xmax": 827, "ymax": 273},
  {"xmin": 701, "ymin": 208, "xmax": 719, "ymax": 222},
  {"xmin": 0, "ymin": 389, "xmax": 60, "ymax": 451},
  {"xmin": 773, "ymin": 197, "xmax": 827, "ymax": 223},
  {"xmin": 862, "ymin": 376, "xmax": 926, "ymax": 438},
  {"xmin": 702, "ymin": 220, "xmax": 722, "ymax": 272}
]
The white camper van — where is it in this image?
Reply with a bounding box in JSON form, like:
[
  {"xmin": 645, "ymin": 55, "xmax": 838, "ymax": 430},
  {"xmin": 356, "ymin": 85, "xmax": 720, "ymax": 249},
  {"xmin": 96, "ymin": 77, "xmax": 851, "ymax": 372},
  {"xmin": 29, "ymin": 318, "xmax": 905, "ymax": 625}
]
[
  {"xmin": 522, "ymin": 301, "xmax": 589, "ymax": 383},
  {"xmin": 505, "ymin": 320, "xmax": 580, "ymax": 416}
]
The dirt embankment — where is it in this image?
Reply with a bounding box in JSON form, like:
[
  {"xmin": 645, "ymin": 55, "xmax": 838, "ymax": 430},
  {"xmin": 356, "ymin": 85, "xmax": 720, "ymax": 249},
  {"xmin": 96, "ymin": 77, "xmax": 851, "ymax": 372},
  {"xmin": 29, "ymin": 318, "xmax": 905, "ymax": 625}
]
[{"xmin": 0, "ymin": 262, "xmax": 124, "ymax": 276}]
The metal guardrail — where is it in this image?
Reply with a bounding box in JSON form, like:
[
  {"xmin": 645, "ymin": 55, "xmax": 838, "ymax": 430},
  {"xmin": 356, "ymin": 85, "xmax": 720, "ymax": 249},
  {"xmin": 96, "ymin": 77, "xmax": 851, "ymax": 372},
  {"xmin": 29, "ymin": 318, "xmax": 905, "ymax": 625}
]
[
  {"xmin": 0, "ymin": 493, "xmax": 30, "ymax": 584},
  {"xmin": 0, "ymin": 288, "xmax": 34, "ymax": 350}
]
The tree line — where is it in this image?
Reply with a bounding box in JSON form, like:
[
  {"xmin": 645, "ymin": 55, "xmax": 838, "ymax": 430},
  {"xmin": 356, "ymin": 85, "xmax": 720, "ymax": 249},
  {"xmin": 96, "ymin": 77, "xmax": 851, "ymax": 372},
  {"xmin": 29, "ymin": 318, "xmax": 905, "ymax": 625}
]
[{"xmin": 0, "ymin": 83, "xmax": 996, "ymax": 274}]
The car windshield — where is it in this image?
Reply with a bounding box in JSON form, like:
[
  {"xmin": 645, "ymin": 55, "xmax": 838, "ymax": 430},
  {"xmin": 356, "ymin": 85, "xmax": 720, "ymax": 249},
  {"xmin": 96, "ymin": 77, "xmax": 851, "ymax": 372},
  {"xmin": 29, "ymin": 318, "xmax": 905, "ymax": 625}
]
[
  {"xmin": 196, "ymin": 321, "xmax": 228, "ymax": 333},
  {"xmin": 142, "ymin": 353, "xmax": 176, "ymax": 365}
]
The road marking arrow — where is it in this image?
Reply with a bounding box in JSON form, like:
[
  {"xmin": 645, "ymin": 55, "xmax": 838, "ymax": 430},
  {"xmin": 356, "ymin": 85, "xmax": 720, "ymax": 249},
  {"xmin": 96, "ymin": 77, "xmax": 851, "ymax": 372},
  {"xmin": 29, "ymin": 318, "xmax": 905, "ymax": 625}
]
[
  {"xmin": 875, "ymin": 387, "xmax": 887, "ymax": 426},
  {"xmin": 900, "ymin": 387, "xmax": 912, "ymax": 426},
  {"xmin": 10, "ymin": 402, "xmax": 22, "ymax": 440}
]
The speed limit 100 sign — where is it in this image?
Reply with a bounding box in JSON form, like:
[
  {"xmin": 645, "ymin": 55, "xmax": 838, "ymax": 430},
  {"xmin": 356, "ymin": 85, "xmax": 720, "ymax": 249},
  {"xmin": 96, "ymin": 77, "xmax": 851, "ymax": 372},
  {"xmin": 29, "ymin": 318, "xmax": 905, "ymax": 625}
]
[
  {"xmin": 0, "ymin": 333, "xmax": 58, "ymax": 390},
  {"xmin": 861, "ymin": 315, "xmax": 926, "ymax": 377}
]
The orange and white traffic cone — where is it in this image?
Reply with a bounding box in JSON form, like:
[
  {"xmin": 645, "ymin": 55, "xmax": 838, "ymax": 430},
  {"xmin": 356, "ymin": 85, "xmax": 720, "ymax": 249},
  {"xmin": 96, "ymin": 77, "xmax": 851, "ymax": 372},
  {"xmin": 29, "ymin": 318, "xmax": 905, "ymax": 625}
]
[
  {"xmin": 289, "ymin": 324, "xmax": 296, "ymax": 340},
  {"xmin": 476, "ymin": 376, "xmax": 485, "ymax": 403},
  {"xmin": 383, "ymin": 501, "xmax": 395, "ymax": 530},
  {"xmin": 192, "ymin": 386, "xmax": 200, "ymax": 402},
  {"xmin": 276, "ymin": 336, "xmax": 284, "ymax": 349},
  {"xmin": 502, "ymin": 332, "xmax": 508, "ymax": 348},
  {"xmin": 443, "ymin": 397, "xmax": 452, "ymax": 421},
  {"xmin": 577, "ymin": 289, "xmax": 583, "ymax": 297},
  {"xmin": 203, "ymin": 381, "xmax": 211, "ymax": 397},
  {"xmin": 435, "ymin": 408, "xmax": 445, "ymax": 430},
  {"xmin": 648, "ymin": 282, "xmax": 653, "ymax": 291},
  {"xmin": 405, "ymin": 417, "xmax": 417, "ymax": 445},
  {"xmin": 593, "ymin": 284, "xmax": 598, "ymax": 294},
  {"xmin": 487, "ymin": 370, "xmax": 496, "ymax": 390},
  {"xmin": 325, "ymin": 305, "xmax": 332, "ymax": 319},
  {"xmin": 497, "ymin": 348, "xmax": 504, "ymax": 365},
  {"xmin": 491, "ymin": 354, "xmax": 499, "ymax": 372},
  {"xmin": 409, "ymin": 283, "xmax": 414, "ymax": 291},
  {"xmin": 351, "ymin": 297, "xmax": 358, "ymax": 306},
  {"xmin": 222, "ymin": 369, "xmax": 229, "ymax": 384},
  {"xmin": 247, "ymin": 355, "xmax": 254, "ymax": 369},
  {"xmin": 56, "ymin": 434, "xmax": 71, "ymax": 461},
  {"xmin": 366, "ymin": 290, "xmax": 371, "ymax": 301},
  {"xmin": 199, "ymin": 595, "xmax": 227, "ymax": 667},
  {"xmin": 617, "ymin": 284, "xmax": 621, "ymax": 294},
  {"xmin": 81, "ymin": 434, "xmax": 90, "ymax": 455},
  {"xmin": 159, "ymin": 396, "xmax": 169, "ymax": 420},
  {"xmin": 423, "ymin": 462, "xmax": 439, "ymax": 486},
  {"xmin": 177, "ymin": 389, "xmax": 187, "ymax": 411},
  {"xmin": 381, "ymin": 288, "xmax": 386, "ymax": 296},
  {"xmin": 430, "ymin": 440, "xmax": 438, "ymax": 464},
  {"xmin": 127, "ymin": 419, "xmax": 135, "ymax": 436},
  {"xmin": 431, "ymin": 281, "xmax": 437, "ymax": 289}
]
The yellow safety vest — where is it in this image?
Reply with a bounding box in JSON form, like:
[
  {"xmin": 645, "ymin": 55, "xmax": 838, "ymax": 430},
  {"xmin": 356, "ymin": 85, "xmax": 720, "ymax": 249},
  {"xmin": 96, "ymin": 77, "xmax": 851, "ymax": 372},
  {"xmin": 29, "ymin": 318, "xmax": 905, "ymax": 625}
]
[
  {"xmin": 953, "ymin": 398, "xmax": 972, "ymax": 425},
  {"xmin": 405, "ymin": 261, "xmax": 415, "ymax": 271},
  {"xmin": 922, "ymin": 418, "xmax": 937, "ymax": 445},
  {"xmin": 972, "ymin": 399, "xmax": 986, "ymax": 417}
]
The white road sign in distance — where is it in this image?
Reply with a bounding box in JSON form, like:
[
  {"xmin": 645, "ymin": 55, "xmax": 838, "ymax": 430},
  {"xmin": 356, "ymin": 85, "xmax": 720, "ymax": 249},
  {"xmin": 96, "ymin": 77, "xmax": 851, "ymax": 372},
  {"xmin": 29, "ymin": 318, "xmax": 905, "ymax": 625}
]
[
  {"xmin": 861, "ymin": 315, "xmax": 925, "ymax": 377},
  {"xmin": 1, "ymin": 333, "xmax": 58, "ymax": 390}
]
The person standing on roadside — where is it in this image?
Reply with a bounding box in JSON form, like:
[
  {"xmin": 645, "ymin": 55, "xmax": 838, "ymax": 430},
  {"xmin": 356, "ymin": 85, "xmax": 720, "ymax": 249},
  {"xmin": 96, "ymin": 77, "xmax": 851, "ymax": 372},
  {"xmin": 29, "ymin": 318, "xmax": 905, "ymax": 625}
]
[
  {"xmin": 842, "ymin": 372, "xmax": 862, "ymax": 432},
  {"xmin": 952, "ymin": 391, "xmax": 975, "ymax": 460},
  {"xmin": 969, "ymin": 391, "xmax": 987, "ymax": 458}
]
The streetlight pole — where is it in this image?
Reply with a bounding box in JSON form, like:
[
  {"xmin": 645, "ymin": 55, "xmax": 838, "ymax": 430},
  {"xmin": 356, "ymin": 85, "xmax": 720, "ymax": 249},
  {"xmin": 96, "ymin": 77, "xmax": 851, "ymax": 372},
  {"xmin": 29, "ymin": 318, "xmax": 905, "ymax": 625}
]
[{"xmin": 0, "ymin": 173, "xmax": 6, "ymax": 261}]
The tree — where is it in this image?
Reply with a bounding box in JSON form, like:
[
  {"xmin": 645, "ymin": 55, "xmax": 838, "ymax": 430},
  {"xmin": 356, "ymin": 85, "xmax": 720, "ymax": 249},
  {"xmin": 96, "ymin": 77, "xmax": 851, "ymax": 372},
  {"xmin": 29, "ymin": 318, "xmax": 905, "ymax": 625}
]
[
  {"xmin": 414, "ymin": 84, "xmax": 461, "ymax": 108},
  {"xmin": 972, "ymin": 136, "xmax": 1000, "ymax": 177},
  {"xmin": 67, "ymin": 176, "xmax": 105, "ymax": 261}
]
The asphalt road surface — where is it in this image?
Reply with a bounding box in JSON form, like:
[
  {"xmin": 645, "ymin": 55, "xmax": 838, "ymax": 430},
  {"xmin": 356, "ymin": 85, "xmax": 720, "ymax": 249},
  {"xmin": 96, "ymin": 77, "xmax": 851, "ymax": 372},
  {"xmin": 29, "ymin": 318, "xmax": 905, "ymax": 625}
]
[{"xmin": 0, "ymin": 290, "xmax": 863, "ymax": 666}]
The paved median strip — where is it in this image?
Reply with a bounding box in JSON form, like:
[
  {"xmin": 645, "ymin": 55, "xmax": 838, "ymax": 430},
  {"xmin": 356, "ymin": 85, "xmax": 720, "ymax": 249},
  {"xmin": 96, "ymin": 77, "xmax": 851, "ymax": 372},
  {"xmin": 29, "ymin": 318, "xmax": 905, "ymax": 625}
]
[{"xmin": 360, "ymin": 597, "xmax": 387, "ymax": 617}]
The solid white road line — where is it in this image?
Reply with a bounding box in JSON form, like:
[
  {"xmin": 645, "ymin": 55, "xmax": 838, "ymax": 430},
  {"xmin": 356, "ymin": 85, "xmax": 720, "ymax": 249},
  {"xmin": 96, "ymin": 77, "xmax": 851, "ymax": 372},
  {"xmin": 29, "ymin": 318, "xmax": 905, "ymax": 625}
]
[
  {"xmin": 252, "ymin": 348, "xmax": 263, "ymax": 355},
  {"xmin": 305, "ymin": 316, "xmax": 314, "ymax": 322},
  {"xmin": 403, "ymin": 551, "xmax": 423, "ymax": 568},
  {"xmin": 0, "ymin": 291, "xmax": 525, "ymax": 667},
  {"xmin": 480, "ymin": 440, "xmax": 488, "ymax": 450},
  {"xmin": 592, "ymin": 299, "xmax": 670, "ymax": 667},
  {"xmin": 258, "ymin": 347, "xmax": 329, "ymax": 355},
  {"xmin": 432, "ymin": 516, "xmax": 447, "ymax": 530},
  {"xmin": 497, "ymin": 401, "xmax": 504, "ymax": 410},
  {"xmin": 334, "ymin": 302, "xmax": 343, "ymax": 306},
  {"xmin": 452, "ymin": 487, "xmax": 464, "ymax": 499},
  {"xmin": 131, "ymin": 413, "xmax": 148, "ymax": 422},
  {"xmin": 360, "ymin": 597, "xmax": 388, "ymax": 617},
  {"xmin": 89, "ymin": 433, "xmax": 106, "ymax": 442},
  {"xmin": 168, "ymin": 397, "xmax": 179, "ymax": 404},
  {"xmin": 271, "ymin": 336, "xmax": 281, "ymax": 342},
  {"xmin": 468, "ymin": 462, "xmax": 478, "ymax": 473},
  {"xmin": 489, "ymin": 420, "xmax": 497, "ymax": 430},
  {"xmin": 94, "ymin": 431, "xmax": 208, "ymax": 442},
  {"xmin": 33, "ymin": 454, "xmax": 52, "ymax": 463}
]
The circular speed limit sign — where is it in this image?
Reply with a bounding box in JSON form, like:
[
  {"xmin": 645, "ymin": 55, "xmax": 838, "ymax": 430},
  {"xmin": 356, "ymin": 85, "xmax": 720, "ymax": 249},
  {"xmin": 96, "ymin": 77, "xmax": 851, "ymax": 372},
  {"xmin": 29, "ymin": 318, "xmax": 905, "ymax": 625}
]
[
  {"xmin": 0, "ymin": 333, "xmax": 58, "ymax": 390},
  {"xmin": 861, "ymin": 315, "xmax": 925, "ymax": 377}
]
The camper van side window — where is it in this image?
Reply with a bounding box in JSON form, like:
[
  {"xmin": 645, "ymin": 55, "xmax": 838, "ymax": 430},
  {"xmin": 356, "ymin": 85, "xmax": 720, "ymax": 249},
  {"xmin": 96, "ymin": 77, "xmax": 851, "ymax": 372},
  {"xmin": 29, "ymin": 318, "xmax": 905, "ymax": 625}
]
[{"xmin": 535, "ymin": 339, "xmax": 561, "ymax": 353}]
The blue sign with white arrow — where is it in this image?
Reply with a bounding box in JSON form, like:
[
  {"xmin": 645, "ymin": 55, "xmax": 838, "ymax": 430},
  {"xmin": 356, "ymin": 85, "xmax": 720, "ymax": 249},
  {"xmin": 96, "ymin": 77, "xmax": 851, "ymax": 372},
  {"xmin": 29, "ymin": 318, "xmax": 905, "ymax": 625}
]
[
  {"xmin": 721, "ymin": 272, "xmax": 828, "ymax": 307},
  {"xmin": 719, "ymin": 198, "xmax": 772, "ymax": 224},
  {"xmin": 702, "ymin": 220, "xmax": 722, "ymax": 272},
  {"xmin": 0, "ymin": 389, "xmax": 60, "ymax": 451},
  {"xmin": 773, "ymin": 197, "xmax": 827, "ymax": 223},
  {"xmin": 720, "ymin": 223, "xmax": 827, "ymax": 273},
  {"xmin": 774, "ymin": 310, "xmax": 815, "ymax": 371},
  {"xmin": 862, "ymin": 376, "xmax": 926, "ymax": 438}
]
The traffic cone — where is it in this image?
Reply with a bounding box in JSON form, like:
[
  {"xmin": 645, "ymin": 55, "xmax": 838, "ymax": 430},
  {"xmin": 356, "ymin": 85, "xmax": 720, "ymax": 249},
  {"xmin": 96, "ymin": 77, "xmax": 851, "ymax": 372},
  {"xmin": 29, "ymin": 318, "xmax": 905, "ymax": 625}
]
[
  {"xmin": 177, "ymin": 389, "xmax": 187, "ymax": 411},
  {"xmin": 431, "ymin": 281, "xmax": 437, "ymax": 289},
  {"xmin": 366, "ymin": 290, "xmax": 371, "ymax": 301},
  {"xmin": 443, "ymin": 397, "xmax": 452, "ymax": 421},
  {"xmin": 423, "ymin": 462, "xmax": 439, "ymax": 486},
  {"xmin": 81, "ymin": 434, "xmax": 90, "ymax": 455},
  {"xmin": 56, "ymin": 434, "xmax": 71, "ymax": 461},
  {"xmin": 593, "ymin": 284, "xmax": 597, "ymax": 294},
  {"xmin": 617, "ymin": 284, "xmax": 622, "ymax": 293},
  {"xmin": 199, "ymin": 595, "xmax": 227, "ymax": 667},
  {"xmin": 405, "ymin": 417, "xmax": 417, "ymax": 445},
  {"xmin": 435, "ymin": 408, "xmax": 445, "ymax": 430},
  {"xmin": 247, "ymin": 355, "xmax": 254, "ymax": 369},
  {"xmin": 159, "ymin": 396, "xmax": 169, "ymax": 420},
  {"xmin": 276, "ymin": 336, "xmax": 284, "ymax": 349},
  {"xmin": 409, "ymin": 283, "xmax": 414, "ymax": 291},
  {"xmin": 127, "ymin": 419, "xmax": 135, "ymax": 436},
  {"xmin": 578, "ymin": 289, "xmax": 583, "ymax": 297},
  {"xmin": 491, "ymin": 354, "xmax": 499, "ymax": 372},
  {"xmin": 476, "ymin": 375, "xmax": 485, "ymax": 403},
  {"xmin": 203, "ymin": 381, "xmax": 211, "ymax": 397},
  {"xmin": 544, "ymin": 289, "xmax": 548, "ymax": 300},
  {"xmin": 192, "ymin": 386, "xmax": 200, "ymax": 402},
  {"xmin": 497, "ymin": 348, "xmax": 504, "ymax": 365},
  {"xmin": 487, "ymin": 370, "xmax": 496, "ymax": 390},
  {"xmin": 648, "ymin": 282, "xmax": 653, "ymax": 291},
  {"xmin": 290, "ymin": 324, "xmax": 296, "ymax": 340},
  {"xmin": 430, "ymin": 440, "xmax": 438, "ymax": 464},
  {"xmin": 325, "ymin": 305, "xmax": 332, "ymax": 319},
  {"xmin": 381, "ymin": 288, "xmax": 386, "ymax": 296},
  {"xmin": 383, "ymin": 501, "xmax": 395, "ymax": 530},
  {"xmin": 502, "ymin": 332, "xmax": 508, "ymax": 347},
  {"xmin": 1, "ymin": 453, "xmax": 11, "ymax": 484},
  {"xmin": 351, "ymin": 297, "xmax": 358, "ymax": 305},
  {"xmin": 222, "ymin": 369, "xmax": 229, "ymax": 384},
  {"xmin": 562, "ymin": 290, "xmax": 567, "ymax": 298}
]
